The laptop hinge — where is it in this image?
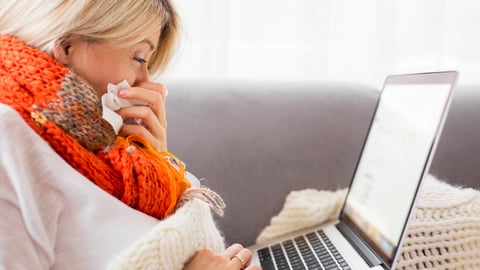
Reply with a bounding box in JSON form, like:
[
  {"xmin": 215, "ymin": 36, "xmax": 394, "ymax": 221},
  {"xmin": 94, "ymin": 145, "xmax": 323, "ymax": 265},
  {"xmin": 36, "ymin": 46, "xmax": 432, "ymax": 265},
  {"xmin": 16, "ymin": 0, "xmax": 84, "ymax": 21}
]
[{"xmin": 336, "ymin": 222, "xmax": 385, "ymax": 268}]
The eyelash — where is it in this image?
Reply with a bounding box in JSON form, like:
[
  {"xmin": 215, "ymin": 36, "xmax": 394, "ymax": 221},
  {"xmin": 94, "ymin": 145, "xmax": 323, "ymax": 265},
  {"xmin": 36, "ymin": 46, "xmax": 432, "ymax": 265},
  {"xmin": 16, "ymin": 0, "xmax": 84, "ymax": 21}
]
[{"xmin": 133, "ymin": 57, "xmax": 147, "ymax": 64}]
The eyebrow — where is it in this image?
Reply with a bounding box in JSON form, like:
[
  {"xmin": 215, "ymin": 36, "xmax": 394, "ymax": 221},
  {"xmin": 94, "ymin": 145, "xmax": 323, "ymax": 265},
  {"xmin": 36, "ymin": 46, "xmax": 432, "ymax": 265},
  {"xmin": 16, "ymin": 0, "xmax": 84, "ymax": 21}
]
[{"xmin": 141, "ymin": 40, "xmax": 156, "ymax": 51}]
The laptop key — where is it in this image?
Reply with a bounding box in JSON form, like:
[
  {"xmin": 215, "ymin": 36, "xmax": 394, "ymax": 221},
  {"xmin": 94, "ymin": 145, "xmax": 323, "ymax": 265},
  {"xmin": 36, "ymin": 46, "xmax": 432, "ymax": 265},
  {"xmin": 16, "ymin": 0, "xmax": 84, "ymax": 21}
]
[
  {"xmin": 260, "ymin": 230, "xmax": 352, "ymax": 270},
  {"xmin": 257, "ymin": 247, "xmax": 277, "ymax": 270},
  {"xmin": 282, "ymin": 240, "xmax": 305, "ymax": 270},
  {"xmin": 293, "ymin": 236, "xmax": 321, "ymax": 269},
  {"xmin": 270, "ymin": 244, "xmax": 291, "ymax": 270}
]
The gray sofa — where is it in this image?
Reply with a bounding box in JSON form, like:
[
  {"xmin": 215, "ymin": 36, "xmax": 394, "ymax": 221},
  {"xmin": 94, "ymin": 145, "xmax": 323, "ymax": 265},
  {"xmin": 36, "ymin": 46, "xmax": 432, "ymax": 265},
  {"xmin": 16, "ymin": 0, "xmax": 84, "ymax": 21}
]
[{"xmin": 166, "ymin": 80, "xmax": 480, "ymax": 247}]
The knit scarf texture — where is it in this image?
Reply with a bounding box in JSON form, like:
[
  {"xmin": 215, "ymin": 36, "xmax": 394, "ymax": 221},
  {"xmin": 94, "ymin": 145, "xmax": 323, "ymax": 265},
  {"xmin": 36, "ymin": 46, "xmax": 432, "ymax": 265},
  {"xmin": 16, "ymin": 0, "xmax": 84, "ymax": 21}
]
[{"xmin": 0, "ymin": 35, "xmax": 191, "ymax": 219}]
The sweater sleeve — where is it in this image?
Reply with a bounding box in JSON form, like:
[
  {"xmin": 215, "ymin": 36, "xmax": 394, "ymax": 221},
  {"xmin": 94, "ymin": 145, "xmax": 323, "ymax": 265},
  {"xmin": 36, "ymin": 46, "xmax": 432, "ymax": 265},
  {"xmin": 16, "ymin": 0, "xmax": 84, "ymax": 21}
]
[
  {"xmin": 106, "ymin": 199, "xmax": 226, "ymax": 270},
  {"xmin": 0, "ymin": 106, "xmax": 57, "ymax": 269},
  {"xmin": 0, "ymin": 171, "xmax": 54, "ymax": 269}
]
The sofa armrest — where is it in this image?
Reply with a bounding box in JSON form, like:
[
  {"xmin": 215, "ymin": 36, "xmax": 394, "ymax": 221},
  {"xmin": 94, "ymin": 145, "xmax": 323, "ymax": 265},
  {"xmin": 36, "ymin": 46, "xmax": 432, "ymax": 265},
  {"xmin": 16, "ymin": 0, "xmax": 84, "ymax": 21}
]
[{"xmin": 429, "ymin": 85, "xmax": 480, "ymax": 187}]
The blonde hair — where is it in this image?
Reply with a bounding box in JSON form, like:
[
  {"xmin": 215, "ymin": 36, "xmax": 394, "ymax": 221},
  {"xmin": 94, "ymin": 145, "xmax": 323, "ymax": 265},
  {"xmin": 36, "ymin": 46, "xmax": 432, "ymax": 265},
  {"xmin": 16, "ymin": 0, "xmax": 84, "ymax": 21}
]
[{"xmin": 0, "ymin": 0, "xmax": 179, "ymax": 75}]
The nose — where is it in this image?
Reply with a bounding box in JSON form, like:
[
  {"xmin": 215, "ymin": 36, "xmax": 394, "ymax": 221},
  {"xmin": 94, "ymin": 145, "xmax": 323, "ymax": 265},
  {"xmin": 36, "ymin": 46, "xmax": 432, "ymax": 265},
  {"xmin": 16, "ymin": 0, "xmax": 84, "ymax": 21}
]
[{"xmin": 134, "ymin": 64, "xmax": 150, "ymax": 86}]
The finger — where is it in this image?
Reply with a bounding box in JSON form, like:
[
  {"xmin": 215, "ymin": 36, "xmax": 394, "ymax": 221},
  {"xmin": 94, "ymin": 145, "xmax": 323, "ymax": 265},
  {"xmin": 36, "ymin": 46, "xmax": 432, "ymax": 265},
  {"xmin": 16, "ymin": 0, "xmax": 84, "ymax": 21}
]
[
  {"xmin": 222, "ymin": 244, "xmax": 243, "ymax": 260},
  {"xmin": 126, "ymin": 82, "xmax": 167, "ymax": 102},
  {"xmin": 127, "ymin": 82, "xmax": 167, "ymax": 117},
  {"xmin": 119, "ymin": 124, "xmax": 166, "ymax": 152},
  {"xmin": 119, "ymin": 85, "xmax": 166, "ymax": 125},
  {"xmin": 117, "ymin": 106, "xmax": 166, "ymax": 140},
  {"xmin": 136, "ymin": 81, "xmax": 168, "ymax": 99},
  {"xmin": 229, "ymin": 248, "xmax": 253, "ymax": 269}
]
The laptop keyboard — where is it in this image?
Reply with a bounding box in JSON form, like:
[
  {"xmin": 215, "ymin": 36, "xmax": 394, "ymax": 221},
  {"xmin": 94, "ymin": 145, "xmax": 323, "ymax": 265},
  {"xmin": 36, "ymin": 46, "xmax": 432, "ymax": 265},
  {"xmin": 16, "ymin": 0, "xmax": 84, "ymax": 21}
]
[{"xmin": 257, "ymin": 230, "xmax": 351, "ymax": 270}]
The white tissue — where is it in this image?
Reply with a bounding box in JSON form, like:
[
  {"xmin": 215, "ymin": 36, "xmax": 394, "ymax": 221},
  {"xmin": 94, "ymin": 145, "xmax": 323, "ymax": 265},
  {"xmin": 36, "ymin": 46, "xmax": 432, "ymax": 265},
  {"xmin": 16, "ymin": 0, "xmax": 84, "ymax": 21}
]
[{"xmin": 101, "ymin": 80, "xmax": 147, "ymax": 134}]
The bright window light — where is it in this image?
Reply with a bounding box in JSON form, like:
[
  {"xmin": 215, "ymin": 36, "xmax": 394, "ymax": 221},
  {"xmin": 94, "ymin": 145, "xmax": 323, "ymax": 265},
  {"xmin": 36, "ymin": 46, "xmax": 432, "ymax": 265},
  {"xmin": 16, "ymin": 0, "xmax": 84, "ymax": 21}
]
[{"xmin": 166, "ymin": 0, "xmax": 480, "ymax": 89}]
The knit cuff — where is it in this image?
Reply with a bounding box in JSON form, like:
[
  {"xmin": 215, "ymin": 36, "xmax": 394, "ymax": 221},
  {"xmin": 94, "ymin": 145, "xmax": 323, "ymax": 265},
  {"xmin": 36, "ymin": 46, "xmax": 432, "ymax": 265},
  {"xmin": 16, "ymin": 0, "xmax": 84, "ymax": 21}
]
[{"xmin": 106, "ymin": 199, "xmax": 225, "ymax": 270}]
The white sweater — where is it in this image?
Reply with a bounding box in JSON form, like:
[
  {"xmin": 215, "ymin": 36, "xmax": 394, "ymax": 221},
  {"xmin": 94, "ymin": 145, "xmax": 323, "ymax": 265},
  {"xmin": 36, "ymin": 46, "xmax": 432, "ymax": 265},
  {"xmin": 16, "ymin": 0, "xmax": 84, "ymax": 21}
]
[{"xmin": 0, "ymin": 104, "xmax": 224, "ymax": 270}]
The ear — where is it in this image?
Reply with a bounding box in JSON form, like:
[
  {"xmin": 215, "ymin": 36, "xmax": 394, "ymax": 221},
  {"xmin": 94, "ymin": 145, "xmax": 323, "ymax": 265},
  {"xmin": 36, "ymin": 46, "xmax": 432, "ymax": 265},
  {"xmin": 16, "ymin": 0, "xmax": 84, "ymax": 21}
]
[{"xmin": 52, "ymin": 39, "xmax": 72, "ymax": 66}]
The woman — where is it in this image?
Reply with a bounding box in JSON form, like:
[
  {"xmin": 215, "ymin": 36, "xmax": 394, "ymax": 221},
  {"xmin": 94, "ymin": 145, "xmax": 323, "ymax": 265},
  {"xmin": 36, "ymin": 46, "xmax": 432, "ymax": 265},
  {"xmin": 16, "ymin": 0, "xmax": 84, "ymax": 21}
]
[{"xmin": 0, "ymin": 1, "xmax": 259, "ymax": 269}]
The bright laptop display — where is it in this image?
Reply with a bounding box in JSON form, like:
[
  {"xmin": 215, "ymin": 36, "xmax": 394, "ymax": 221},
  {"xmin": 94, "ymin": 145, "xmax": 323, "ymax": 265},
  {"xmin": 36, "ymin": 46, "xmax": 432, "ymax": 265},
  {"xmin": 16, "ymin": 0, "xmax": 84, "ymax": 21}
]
[
  {"xmin": 249, "ymin": 71, "xmax": 458, "ymax": 270},
  {"xmin": 341, "ymin": 72, "xmax": 456, "ymax": 267}
]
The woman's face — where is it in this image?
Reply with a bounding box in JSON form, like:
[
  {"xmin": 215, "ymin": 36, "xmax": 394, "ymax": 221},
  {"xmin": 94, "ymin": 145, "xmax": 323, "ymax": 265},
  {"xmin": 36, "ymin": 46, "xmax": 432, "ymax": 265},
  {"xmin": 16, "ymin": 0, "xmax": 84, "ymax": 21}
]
[{"xmin": 54, "ymin": 31, "xmax": 160, "ymax": 95}]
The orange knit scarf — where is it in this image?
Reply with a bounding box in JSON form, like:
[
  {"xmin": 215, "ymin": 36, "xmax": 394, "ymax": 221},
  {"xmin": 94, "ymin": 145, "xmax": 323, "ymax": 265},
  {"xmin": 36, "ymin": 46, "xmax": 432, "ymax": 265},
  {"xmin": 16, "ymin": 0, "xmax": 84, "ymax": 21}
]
[{"xmin": 0, "ymin": 35, "xmax": 191, "ymax": 219}]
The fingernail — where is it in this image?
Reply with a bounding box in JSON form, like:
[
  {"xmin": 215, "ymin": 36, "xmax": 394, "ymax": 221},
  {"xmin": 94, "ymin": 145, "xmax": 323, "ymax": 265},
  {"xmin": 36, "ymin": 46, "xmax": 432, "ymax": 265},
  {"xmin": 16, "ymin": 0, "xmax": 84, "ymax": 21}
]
[{"xmin": 118, "ymin": 89, "xmax": 128, "ymax": 97}]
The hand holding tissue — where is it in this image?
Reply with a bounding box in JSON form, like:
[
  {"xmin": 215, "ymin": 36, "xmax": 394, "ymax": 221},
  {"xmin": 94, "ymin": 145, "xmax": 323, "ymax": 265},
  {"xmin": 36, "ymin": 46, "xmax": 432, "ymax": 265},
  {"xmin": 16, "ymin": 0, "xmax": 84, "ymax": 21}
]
[{"xmin": 101, "ymin": 80, "xmax": 147, "ymax": 134}]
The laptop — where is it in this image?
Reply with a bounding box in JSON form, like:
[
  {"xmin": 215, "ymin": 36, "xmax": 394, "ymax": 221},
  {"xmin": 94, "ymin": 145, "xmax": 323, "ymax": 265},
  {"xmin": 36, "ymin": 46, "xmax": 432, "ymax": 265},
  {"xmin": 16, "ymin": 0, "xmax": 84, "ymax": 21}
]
[{"xmin": 248, "ymin": 71, "xmax": 458, "ymax": 270}]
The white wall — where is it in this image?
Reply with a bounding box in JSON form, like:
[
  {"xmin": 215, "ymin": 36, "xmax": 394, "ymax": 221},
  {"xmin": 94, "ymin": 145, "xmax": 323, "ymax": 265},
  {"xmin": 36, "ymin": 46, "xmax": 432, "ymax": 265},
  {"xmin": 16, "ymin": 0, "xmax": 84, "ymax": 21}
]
[{"xmin": 165, "ymin": 0, "xmax": 480, "ymax": 89}]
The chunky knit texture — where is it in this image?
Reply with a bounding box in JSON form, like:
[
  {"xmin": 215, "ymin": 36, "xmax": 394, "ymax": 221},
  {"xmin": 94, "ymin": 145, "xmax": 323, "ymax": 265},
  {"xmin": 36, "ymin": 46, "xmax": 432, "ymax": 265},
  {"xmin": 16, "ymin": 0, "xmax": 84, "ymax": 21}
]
[
  {"xmin": 396, "ymin": 176, "xmax": 480, "ymax": 269},
  {"xmin": 0, "ymin": 35, "xmax": 191, "ymax": 219},
  {"xmin": 256, "ymin": 174, "xmax": 480, "ymax": 269},
  {"xmin": 255, "ymin": 189, "xmax": 347, "ymax": 244},
  {"xmin": 107, "ymin": 199, "xmax": 226, "ymax": 270}
]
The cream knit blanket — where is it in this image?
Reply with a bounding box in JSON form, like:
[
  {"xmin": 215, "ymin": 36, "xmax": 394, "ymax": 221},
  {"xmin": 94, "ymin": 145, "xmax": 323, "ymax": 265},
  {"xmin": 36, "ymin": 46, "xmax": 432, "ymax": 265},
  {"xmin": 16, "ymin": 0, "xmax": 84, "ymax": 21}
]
[
  {"xmin": 107, "ymin": 199, "xmax": 225, "ymax": 270},
  {"xmin": 256, "ymin": 174, "xmax": 480, "ymax": 269}
]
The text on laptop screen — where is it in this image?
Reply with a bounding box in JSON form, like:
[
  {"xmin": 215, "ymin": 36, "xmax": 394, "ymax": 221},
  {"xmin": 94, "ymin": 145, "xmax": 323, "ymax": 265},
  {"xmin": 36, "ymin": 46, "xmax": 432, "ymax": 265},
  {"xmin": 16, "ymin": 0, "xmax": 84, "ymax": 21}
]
[{"xmin": 342, "ymin": 83, "xmax": 451, "ymax": 261}]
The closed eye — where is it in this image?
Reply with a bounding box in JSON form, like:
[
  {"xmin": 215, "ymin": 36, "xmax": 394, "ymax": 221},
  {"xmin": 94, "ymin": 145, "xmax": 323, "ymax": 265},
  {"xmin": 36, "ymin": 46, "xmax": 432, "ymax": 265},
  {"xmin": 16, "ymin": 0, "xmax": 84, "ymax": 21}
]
[{"xmin": 134, "ymin": 57, "xmax": 147, "ymax": 64}]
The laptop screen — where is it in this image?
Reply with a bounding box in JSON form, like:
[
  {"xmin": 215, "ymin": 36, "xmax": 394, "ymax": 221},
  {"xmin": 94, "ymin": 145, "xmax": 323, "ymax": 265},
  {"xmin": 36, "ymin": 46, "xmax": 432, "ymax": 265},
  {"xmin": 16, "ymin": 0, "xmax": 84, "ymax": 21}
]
[{"xmin": 340, "ymin": 72, "xmax": 456, "ymax": 266}]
